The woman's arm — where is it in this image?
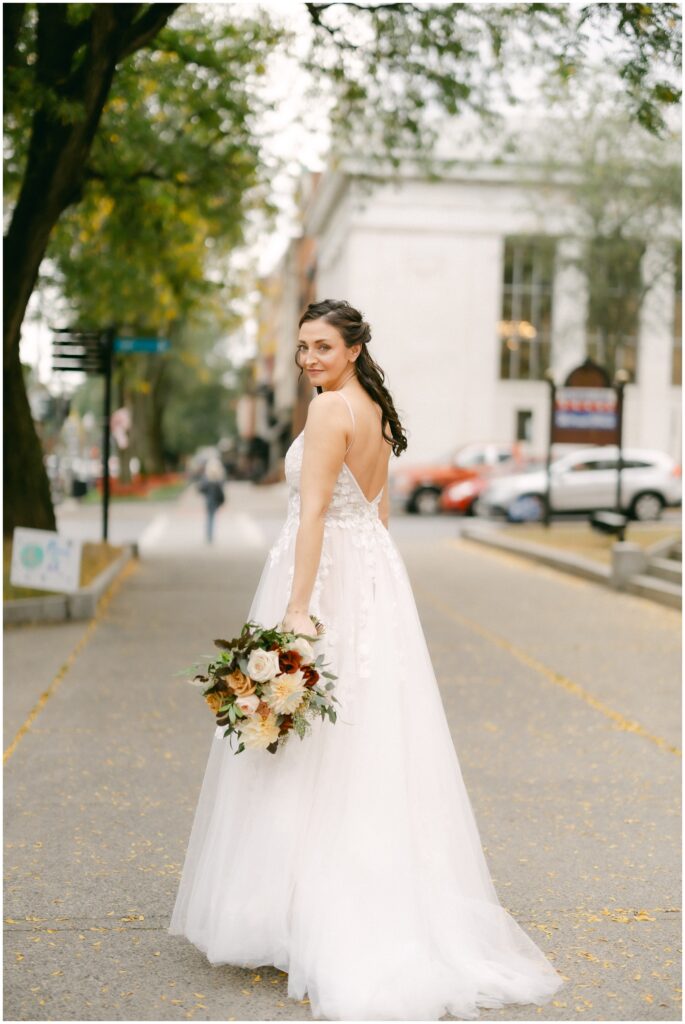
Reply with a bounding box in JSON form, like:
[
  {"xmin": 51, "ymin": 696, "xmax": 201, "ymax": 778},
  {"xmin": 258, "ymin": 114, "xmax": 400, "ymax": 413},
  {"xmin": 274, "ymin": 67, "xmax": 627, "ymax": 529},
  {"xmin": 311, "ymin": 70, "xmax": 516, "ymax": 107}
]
[{"xmin": 282, "ymin": 392, "xmax": 350, "ymax": 628}]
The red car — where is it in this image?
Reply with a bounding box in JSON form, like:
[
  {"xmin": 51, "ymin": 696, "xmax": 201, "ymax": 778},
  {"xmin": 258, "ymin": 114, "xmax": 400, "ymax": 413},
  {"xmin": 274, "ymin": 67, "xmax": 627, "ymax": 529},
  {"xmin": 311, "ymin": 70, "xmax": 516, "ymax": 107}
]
[{"xmin": 389, "ymin": 441, "xmax": 538, "ymax": 515}]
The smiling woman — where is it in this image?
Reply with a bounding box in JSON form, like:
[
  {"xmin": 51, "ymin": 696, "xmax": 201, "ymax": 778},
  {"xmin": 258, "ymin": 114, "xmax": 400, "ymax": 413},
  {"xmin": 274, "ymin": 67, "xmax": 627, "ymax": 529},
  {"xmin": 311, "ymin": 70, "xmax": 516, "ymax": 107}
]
[
  {"xmin": 295, "ymin": 299, "xmax": 407, "ymax": 450},
  {"xmin": 169, "ymin": 298, "xmax": 565, "ymax": 1021}
]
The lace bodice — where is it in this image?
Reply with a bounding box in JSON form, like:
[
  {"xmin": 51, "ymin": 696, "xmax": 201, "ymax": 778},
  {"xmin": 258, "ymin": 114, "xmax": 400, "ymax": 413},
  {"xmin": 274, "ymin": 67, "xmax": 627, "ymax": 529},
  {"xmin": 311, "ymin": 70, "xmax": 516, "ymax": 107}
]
[
  {"xmin": 267, "ymin": 430, "xmax": 405, "ymax": 643},
  {"xmin": 285, "ymin": 430, "xmax": 384, "ymax": 526}
]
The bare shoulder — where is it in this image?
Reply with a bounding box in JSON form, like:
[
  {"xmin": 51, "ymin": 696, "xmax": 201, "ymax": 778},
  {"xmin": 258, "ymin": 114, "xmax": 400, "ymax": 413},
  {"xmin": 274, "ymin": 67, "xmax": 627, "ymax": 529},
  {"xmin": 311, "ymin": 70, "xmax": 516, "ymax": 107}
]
[{"xmin": 306, "ymin": 390, "xmax": 349, "ymax": 423}]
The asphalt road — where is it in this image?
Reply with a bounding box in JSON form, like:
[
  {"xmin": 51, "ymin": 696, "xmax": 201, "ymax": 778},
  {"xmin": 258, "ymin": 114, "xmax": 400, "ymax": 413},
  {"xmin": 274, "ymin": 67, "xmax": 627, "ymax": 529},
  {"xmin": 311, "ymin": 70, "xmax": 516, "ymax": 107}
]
[{"xmin": 4, "ymin": 484, "xmax": 681, "ymax": 1021}]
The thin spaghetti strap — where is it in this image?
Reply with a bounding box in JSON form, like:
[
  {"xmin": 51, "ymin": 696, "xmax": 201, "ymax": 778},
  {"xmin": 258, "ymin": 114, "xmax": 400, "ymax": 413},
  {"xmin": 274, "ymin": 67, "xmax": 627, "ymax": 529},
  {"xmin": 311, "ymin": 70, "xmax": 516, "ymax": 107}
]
[{"xmin": 336, "ymin": 390, "xmax": 355, "ymax": 455}]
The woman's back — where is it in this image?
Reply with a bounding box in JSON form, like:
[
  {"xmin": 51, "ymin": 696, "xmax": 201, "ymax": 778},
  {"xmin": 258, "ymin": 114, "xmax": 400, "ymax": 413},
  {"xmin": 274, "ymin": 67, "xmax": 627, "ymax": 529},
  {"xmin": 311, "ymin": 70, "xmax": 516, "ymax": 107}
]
[{"xmin": 335, "ymin": 387, "xmax": 391, "ymax": 503}]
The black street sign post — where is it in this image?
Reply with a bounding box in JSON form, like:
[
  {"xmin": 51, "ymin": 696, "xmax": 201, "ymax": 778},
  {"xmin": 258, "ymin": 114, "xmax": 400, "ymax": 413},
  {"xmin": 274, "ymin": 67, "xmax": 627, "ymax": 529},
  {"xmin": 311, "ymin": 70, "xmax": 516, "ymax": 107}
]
[
  {"xmin": 546, "ymin": 357, "xmax": 628, "ymax": 539},
  {"xmin": 543, "ymin": 370, "xmax": 557, "ymax": 528},
  {"xmin": 101, "ymin": 327, "xmax": 115, "ymax": 542},
  {"xmin": 613, "ymin": 370, "xmax": 631, "ymax": 537},
  {"xmin": 52, "ymin": 328, "xmax": 170, "ymax": 542},
  {"xmin": 52, "ymin": 325, "xmax": 116, "ymax": 542}
]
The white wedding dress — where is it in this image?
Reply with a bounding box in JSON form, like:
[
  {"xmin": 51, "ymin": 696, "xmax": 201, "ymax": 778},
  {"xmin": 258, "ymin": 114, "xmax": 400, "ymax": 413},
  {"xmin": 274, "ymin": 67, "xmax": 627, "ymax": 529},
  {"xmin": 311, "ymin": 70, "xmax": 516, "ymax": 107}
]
[{"xmin": 168, "ymin": 392, "xmax": 565, "ymax": 1020}]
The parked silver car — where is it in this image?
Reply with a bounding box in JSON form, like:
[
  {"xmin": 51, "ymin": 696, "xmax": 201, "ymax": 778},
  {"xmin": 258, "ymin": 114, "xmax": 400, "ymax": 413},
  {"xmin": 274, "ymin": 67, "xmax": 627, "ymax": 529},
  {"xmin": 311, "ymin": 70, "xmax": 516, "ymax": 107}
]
[{"xmin": 476, "ymin": 446, "xmax": 682, "ymax": 522}]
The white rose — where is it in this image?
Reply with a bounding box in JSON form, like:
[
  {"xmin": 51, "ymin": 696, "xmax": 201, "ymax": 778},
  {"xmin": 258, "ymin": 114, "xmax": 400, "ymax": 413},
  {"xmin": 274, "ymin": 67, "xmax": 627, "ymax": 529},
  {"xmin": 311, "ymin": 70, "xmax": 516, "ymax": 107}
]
[
  {"xmin": 246, "ymin": 648, "xmax": 281, "ymax": 682},
  {"xmin": 285, "ymin": 636, "xmax": 316, "ymax": 665},
  {"xmin": 235, "ymin": 693, "xmax": 260, "ymax": 716}
]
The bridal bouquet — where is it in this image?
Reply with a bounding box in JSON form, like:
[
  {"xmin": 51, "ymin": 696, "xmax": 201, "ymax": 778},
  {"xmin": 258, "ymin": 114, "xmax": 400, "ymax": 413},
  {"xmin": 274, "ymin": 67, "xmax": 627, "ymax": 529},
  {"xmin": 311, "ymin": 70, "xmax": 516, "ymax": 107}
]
[{"xmin": 186, "ymin": 618, "xmax": 339, "ymax": 755}]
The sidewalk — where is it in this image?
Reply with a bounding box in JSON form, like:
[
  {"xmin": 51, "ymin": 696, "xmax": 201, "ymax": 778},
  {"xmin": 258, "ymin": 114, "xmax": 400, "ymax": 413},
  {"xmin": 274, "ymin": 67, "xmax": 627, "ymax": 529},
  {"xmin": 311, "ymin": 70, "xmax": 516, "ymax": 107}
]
[{"xmin": 4, "ymin": 486, "xmax": 682, "ymax": 1020}]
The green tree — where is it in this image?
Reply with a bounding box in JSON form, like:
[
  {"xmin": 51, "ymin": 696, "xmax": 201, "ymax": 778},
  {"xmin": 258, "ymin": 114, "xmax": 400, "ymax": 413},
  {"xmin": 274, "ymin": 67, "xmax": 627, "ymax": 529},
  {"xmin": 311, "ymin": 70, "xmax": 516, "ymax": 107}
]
[
  {"xmin": 3, "ymin": 2, "xmax": 281, "ymax": 531},
  {"xmin": 161, "ymin": 312, "xmax": 242, "ymax": 462},
  {"xmin": 37, "ymin": 6, "xmax": 281, "ymax": 474},
  {"xmin": 302, "ymin": 2, "xmax": 681, "ymax": 171}
]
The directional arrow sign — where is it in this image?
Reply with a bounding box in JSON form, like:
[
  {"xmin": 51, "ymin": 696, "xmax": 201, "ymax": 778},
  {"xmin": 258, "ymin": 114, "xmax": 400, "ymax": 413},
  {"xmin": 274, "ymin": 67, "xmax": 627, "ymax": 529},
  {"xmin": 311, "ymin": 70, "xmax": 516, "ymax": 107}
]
[{"xmin": 114, "ymin": 337, "xmax": 170, "ymax": 353}]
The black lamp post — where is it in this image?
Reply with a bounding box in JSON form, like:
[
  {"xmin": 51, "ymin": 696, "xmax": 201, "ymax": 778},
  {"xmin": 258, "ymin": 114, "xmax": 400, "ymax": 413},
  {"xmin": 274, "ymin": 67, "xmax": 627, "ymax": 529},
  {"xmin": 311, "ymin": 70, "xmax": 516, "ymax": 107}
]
[
  {"xmin": 613, "ymin": 369, "xmax": 630, "ymax": 542},
  {"xmin": 543, "ymin": 368, "xmax": 557, "ymax": 528}
]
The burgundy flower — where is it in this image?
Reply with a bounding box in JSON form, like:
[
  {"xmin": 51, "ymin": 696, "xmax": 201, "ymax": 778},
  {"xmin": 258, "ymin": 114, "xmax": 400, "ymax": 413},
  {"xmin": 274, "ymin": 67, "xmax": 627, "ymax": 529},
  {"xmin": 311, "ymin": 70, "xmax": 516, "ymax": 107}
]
[
  {"xmin": 301, "ymin": 664, "xmax": 319, "ymax": 688},
  {"xmin": 279, "ymin": 649, "xmax": 303, "ymax": 674}
]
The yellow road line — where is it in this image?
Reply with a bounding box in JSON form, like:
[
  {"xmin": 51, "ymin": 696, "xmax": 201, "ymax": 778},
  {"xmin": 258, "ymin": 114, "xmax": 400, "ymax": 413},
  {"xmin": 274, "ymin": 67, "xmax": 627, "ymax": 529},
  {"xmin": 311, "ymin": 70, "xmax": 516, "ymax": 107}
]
[
  {"xmin": 3, "ymin": 558, "xmax": 138, "ymax": 765},
  {"xmin": 413, "ymin": 582, "xmax": 681, "ymax": 758}
]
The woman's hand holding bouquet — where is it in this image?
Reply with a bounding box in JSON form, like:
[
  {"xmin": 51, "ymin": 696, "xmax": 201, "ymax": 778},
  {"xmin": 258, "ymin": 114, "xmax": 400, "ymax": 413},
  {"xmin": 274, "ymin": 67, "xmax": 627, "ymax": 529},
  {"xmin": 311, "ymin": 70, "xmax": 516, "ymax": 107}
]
[{"xmin": 185, "ymin": 617, "xmax": 338, "ymax": 755}]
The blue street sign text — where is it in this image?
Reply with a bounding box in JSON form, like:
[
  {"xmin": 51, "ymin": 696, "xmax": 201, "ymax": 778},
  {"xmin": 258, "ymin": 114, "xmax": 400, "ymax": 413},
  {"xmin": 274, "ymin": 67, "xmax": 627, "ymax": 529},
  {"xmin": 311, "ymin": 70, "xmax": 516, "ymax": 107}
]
[{"xmin": 114, "ymin": 337, "xmax": 170, "ymax": 353}]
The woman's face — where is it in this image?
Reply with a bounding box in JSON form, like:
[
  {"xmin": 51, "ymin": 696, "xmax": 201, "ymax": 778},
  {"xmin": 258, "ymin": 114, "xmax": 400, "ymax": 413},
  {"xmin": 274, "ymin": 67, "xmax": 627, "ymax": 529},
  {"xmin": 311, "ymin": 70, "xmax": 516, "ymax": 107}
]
[{"xmin": 297, "ymin": 318, "xmax": 360, "ymax": 390}]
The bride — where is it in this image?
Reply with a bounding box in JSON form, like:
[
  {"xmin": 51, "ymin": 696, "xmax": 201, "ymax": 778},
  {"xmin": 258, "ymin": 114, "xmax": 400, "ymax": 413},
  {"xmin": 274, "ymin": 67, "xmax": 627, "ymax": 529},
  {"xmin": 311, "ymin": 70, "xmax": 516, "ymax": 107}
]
[{"xmin": 169, "ymin": 298, "xmax": 565, "ymax": 1020}]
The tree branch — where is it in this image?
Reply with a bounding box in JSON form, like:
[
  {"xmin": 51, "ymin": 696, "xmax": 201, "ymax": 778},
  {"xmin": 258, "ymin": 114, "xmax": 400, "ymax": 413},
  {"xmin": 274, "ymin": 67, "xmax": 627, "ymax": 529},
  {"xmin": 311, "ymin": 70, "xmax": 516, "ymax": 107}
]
[
  {"xmin": 84, "ymin": 166, "xmax": 166, "ymax": 184},
  {"xmin": 3, "ymin": 3, "xmax": 26, "ymax": 70},
  {"xmin": 118, "ymin": 4, "xmax": 183, "ymax": 61}
]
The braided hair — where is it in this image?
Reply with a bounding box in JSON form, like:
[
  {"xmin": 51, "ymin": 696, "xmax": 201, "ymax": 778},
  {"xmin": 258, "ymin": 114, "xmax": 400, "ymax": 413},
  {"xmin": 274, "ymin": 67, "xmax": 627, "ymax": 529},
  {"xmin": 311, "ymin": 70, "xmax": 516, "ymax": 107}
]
[{"xmin": 296, "ymin": 299, "xmax": 408, "ymax": 457}]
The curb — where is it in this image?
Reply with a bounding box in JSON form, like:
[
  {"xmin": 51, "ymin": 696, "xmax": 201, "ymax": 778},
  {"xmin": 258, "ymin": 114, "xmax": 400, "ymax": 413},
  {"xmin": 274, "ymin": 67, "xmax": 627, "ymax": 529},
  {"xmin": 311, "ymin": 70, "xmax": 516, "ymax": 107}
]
[
  {"xmin": 4, "ymin": 543, "xmax": 138, "ymax": 626},
  {"xmin": 459, "ymin": 525, "xmax": 610, "ymax": 584},
  {"xmin": 458, "ymin": 526, "xmax": 681, "ymax": 609}
]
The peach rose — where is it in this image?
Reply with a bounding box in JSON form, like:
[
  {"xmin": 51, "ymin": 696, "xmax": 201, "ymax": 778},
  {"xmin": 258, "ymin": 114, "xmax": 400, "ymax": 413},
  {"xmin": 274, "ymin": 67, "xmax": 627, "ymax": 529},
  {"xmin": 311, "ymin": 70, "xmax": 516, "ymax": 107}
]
[
  {"xmin": 227, "ymin": 669, "xmax": 256, "ymax": 697},
  {"xmin": 204, "ymin": 691, "xmax": 226, "ymax": 714}
]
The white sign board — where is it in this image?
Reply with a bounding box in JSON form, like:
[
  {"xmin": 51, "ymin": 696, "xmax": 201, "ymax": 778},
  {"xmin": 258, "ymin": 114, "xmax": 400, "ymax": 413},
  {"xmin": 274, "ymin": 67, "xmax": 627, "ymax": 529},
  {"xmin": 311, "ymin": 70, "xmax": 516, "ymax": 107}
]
[{"xmin": 10, "ymin": 528, "xmax": 83, "ymax": 594}]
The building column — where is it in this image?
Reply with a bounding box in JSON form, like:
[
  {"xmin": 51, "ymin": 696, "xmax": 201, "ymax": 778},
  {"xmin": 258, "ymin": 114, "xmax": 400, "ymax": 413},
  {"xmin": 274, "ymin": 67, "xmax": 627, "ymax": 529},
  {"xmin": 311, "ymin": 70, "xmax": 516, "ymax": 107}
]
[
  {"xmin": 551, "ymin": 237, "xmax": 588, "ymax": 383},
  {"xmin": 636, "ymin": 241, "xmax": 675, "ymax": 452}
]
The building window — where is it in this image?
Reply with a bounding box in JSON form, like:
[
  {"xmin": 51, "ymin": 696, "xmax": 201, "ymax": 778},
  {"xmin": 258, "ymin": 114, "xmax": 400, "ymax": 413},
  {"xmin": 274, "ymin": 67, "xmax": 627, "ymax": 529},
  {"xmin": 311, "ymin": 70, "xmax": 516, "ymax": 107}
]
[
  {"xmin": 498, "ymin": 237, "xmax": 555, "ymax": 381},
  {"xmin": 672, "ymin": 242, "xmax": 682, "ymax": 387},
  {"xmin": 516, "ymin": 409, "xmax": 533, "ymax": 442},
  {"xmin": 585, "ymin": 236, "xmax": 643, "ymax": 383}
]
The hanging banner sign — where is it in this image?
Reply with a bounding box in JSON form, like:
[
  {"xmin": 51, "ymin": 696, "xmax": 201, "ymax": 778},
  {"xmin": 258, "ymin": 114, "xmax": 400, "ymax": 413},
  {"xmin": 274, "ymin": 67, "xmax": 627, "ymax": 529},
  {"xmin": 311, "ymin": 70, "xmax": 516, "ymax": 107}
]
[{"xmin": 10, "ymin": 528, "xmax": 83, "ymax": 594}]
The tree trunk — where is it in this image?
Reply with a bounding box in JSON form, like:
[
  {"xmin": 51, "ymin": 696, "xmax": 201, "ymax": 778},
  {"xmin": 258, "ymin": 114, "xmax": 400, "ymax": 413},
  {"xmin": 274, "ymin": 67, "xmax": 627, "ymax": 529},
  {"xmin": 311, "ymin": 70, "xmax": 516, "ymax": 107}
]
[
  {"xmin": 3, "ymin": 343, "xmax": 57, "ymax": 536},
  {"xmin": 3, "ymin": 4, "xmax": 181, "ymax": 536},
  {"xmin": 149, "ymin": 358, "xmax": 170, "ymax": 473}
]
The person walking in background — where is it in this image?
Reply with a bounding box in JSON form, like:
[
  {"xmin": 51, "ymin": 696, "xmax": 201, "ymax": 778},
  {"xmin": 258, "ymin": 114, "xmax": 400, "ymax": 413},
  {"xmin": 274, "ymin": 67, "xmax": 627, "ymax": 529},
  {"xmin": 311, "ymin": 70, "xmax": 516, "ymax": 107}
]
[{"xmin": 197, "ymin": 456, "xmax": 225, "ymax": 544}]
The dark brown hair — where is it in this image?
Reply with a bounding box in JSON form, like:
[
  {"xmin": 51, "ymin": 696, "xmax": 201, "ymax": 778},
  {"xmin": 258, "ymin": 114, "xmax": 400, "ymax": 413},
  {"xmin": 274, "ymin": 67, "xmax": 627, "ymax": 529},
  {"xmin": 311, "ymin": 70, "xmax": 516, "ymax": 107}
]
[{"xmin": 296, "ymin": 299, "xmax": 408, "ymax": 457}]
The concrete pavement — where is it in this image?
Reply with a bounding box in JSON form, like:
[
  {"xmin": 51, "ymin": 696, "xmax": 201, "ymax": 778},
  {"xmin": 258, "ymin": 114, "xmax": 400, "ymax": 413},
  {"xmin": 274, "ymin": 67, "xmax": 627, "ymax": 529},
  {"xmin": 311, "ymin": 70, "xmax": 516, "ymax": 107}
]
[{"xmin": 4, "ymin": 483, "xmax": 681, "ymax": 1020}]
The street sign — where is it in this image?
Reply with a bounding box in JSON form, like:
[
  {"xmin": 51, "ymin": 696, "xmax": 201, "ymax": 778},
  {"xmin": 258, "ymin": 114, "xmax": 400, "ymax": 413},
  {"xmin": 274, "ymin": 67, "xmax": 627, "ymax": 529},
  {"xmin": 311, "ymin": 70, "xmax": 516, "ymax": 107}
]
[
  {"xmin": 554, "ymin": 387, "xmax": 618, "ymax": 431},
  {"xmin": 50, "ymin": 325, "xmax": 116, "ymax": 542},
  {"xmin": 10, "ymin": 527, "xmax": 82, "ymax": 593},
  {"xmin": 51, "ymin": 330, "xmax": 108, "ymax": 375},
  {"xmin": 114, "ymin": 337, "xmax": 170, "ymax": 353}
]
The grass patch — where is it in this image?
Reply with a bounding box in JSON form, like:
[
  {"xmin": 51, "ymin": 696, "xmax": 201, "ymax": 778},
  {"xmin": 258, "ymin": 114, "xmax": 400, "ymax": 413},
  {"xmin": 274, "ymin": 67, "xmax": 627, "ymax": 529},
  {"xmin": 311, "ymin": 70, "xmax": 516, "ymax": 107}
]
[
  {"xmin": 501, "ymin": 521, "xmax": 681, "ymax": 565},
  {"xmin": 4, "ymin": 537, "xmax": 124, "ymax": 601}
]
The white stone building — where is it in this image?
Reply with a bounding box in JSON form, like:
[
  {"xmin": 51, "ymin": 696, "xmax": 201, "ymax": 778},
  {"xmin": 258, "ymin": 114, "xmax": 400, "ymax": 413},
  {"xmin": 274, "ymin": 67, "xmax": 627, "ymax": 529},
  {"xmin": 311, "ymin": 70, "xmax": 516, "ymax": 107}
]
[{"xmin": 298, "ymin": 148, "xmax": 681, "ymax": 465}]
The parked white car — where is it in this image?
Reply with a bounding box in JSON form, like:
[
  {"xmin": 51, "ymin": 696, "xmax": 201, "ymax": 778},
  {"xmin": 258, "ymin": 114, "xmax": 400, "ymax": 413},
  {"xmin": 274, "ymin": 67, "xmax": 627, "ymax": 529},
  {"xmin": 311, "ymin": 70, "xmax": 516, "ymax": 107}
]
[{"xmin": 476, "ymin": 446, "xmax": 682, "ymax": 522}]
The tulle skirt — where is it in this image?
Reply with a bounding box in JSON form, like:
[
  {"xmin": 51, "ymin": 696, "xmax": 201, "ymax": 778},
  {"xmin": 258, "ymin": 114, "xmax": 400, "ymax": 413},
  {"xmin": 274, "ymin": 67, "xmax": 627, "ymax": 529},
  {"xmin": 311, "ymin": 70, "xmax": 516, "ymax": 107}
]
[{"xmin": 168, "ymin": 515, "xmax": 565, "ymax": 1020}]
